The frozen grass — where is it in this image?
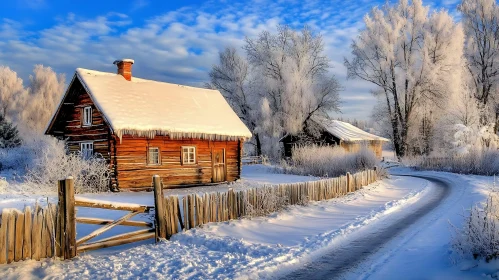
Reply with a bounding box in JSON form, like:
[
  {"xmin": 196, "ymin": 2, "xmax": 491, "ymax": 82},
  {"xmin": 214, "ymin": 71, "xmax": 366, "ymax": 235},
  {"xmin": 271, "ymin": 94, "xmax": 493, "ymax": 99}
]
[
  {"xmin": 452, "ymin": 191, "xmax": 499, "ymax": 262},
  {"xmin": 406, "ymin": 149, "xmax": 499, "ymax": 176},
  {"xmin": 278, "ymin": 145, "xmax": 378, "ymax": 177}
]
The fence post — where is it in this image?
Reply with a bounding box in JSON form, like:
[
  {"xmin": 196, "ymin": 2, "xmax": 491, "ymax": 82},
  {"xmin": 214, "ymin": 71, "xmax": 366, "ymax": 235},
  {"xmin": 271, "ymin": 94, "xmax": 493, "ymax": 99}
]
[
  {"xmin": 59, "ymin": 176, "xmax": 76, "ymax": 259},
  {"xmin": 346, "ymin": 172, "xmax": 351, "ymax": 192},
  {"xmin": 153, "ymin": 175, "xmax": 167, "ymax": 241}
]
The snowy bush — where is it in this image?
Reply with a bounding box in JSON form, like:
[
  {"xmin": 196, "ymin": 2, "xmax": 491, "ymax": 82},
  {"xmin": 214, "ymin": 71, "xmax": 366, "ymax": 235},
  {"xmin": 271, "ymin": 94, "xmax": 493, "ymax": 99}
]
[
  {"xmin": 0, "ymin": 137, "xmax": 110, "ymax": 193},
  {"xmin": 279, "ymin": 145, "xmax": 378, "ymax": 177},
  {"xmin": 22, "ymin": 138, "xmax": 110, "ymax": 193},
  {"xmin": 452, "ymin": 192, "xmax": 499, "ymax": 262},
  {"xmin": 244, "ymin": 186, "xmax": 290, "ymax": 217}
]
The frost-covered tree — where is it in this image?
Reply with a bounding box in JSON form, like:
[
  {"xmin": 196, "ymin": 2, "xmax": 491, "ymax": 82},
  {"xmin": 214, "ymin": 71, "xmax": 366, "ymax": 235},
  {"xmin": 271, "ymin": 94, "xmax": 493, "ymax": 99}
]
[
  {"xmin": 18, "ymin": 65, "xmax": 66, "ymax": 135},
  {"xmin": 245, "ymin": 26, "xmax": 341, "ymax": 151},
  {"xmin": 0, "ymin": 114, "xmax": 22, "ymax": 148},
  {"xmin": 346, "ymin": 0, "xmax": 464, "ymax": 159},
  {"xmin": 0, "ymin": 66, "xmax": 25, "ymax": 122},
  {"xmin": 459, "ymin": 0, "xmax": 499, "ymax": 122},
  {"xmin": 210, "ymin": 26, "xmax": 341, "ymax": 157}
]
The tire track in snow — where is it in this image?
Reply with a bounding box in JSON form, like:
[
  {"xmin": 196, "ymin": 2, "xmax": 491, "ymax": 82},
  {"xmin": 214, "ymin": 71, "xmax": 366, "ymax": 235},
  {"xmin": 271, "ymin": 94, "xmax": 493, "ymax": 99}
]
[{"xmin": 279, "ymin": 175, "xmax": 451, "ymax": 280}]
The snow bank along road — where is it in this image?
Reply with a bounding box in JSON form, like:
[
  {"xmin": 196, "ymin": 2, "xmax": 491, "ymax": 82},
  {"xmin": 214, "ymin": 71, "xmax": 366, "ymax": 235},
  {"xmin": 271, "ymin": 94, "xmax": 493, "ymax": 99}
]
[{"xmin": 281, "ymin": 175, "xmax": 451, "ymax": 279}]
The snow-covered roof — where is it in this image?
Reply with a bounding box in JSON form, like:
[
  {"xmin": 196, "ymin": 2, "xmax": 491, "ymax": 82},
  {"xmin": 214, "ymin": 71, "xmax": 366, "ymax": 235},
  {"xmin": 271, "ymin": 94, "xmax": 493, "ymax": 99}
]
[
  {"xmin": 66, "ymin": 68, "xmax": 252, "ymax": 141},
  {"xmin": 319, "ymin": 119, "xmax": 389, "ymax": 142}
]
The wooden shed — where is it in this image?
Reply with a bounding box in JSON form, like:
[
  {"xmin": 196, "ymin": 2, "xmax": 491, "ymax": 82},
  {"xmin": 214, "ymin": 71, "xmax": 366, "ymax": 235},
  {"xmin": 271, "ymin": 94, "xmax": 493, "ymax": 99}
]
[
  {"xmin": 281, "ymin": 119, "xmax": 389, "ymax": 159},
  {"xmin": 45, "ymin": 59, "xmax": 252, "ymax": 191}
]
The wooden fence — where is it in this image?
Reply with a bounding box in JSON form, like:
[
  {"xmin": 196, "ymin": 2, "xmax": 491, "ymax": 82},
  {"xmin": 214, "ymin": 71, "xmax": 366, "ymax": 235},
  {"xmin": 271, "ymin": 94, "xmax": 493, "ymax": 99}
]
[
  {"xmin": 0, "ymin": 203, "xmax": 58, "ymax": 264},
  {"xmin": 0, "ymin": 168, "xmax": 379, "ymax": 263},
  {"xmin": 242, "ymin": 155, "xmax": 269, "ymax": 165},
  {"xmin": 154, "ymin": 169, "xmax": 378, "ymax": 239}
]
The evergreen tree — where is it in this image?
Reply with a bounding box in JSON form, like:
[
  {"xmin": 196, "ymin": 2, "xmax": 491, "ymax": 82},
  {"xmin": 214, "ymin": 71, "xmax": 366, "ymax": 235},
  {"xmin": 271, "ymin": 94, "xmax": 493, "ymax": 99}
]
[{"xmin": 0, "ymin": 114, "xmax": 22, "ymax": 148}]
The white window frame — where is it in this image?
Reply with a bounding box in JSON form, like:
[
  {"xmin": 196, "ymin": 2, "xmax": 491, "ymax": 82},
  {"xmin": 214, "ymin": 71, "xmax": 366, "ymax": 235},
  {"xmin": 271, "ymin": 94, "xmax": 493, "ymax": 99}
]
[
  {"xmin": 148, "ymin": 147, "xmax": 160, "ymax": 165},
  {"xmin": 82, "ymin": 106, "xmax": 92, "ymax": 126},
  {"xmin": 80, "ymin": 142, "xmax": 94, "ymax": 160},
  {"xmin": 182, "ymin": 146, "xmax": 196, "ymax": 165}
]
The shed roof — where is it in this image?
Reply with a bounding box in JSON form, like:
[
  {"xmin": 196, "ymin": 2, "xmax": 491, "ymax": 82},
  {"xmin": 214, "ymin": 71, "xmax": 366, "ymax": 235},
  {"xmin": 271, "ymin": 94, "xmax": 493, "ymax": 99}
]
[
  {"xmin": 47, "ymin": 68, "xmax": 252, "ymax": 141},
  {"xmin": 319, "ymin": 119, "xmax": 389, "ymax": 142}
]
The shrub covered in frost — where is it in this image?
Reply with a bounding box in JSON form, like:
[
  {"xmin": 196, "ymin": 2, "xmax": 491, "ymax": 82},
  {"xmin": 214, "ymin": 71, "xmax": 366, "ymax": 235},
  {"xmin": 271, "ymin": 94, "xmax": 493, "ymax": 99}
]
[
  {"xmin": 0, "ymin": 137, "xmax": 110, "ymax": 193},
  {"xmin": 22, "ymin": 138, "xmax": 110, "ymax": 193},
  {"xmin": 279, "ymin": 144, "xmax": 378, "ymax": 177},
  {"xmin": 407, "ymin": 149, "xmax": 499, "ymax": 176},
  {"xmin": 452, "ymin": 192, "xmax": 499, "ymax": 262}
]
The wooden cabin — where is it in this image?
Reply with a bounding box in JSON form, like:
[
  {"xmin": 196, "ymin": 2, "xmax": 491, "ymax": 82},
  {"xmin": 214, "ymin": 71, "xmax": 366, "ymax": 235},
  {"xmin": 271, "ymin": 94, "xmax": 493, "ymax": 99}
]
[
  {"xmin": 281, "ymin": 119, "xmax": 389, "ymax": 159},
  {"xmin": 45, "ymin": 59, "xmax": 252, "ymax": 191}
]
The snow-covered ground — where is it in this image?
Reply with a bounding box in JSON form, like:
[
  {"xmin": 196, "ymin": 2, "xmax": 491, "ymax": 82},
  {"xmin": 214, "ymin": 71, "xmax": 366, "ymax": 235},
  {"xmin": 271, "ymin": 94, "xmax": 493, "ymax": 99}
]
[
  {"xmin": 0, "ymin": 166, "xmax": 496, "ymax": 279},
  {"xmin": 345, "ymin": 168, "xmax": 498, "ymax": 280}
]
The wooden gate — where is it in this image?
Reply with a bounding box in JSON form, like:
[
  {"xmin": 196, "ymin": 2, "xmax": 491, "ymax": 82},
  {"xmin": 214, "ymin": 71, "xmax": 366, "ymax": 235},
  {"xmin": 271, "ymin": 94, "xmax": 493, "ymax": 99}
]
[
  {"xmin": 212, "ymin": 149, "xmax": 226, "ymax": 182},
  {"xmin": 74, "ymin": 198, "xmax": 155, "ymax": 253},
  {"xmin": 57, "ymin": 177, "xmax": 156, "ymax": 257}
]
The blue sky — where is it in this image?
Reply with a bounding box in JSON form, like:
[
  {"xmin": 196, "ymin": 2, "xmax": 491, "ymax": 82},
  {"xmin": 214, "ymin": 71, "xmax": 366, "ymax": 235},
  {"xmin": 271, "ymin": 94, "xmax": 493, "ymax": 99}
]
[{"xmin": 0, "ymin": 0, "xmax": 462, "ymax": 119}]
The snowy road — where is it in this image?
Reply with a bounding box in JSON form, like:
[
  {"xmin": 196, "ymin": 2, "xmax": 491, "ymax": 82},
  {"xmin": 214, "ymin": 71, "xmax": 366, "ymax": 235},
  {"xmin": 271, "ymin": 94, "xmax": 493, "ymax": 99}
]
[{"xmin": 282, "ymin": 175, "xmax": 451, "ymax": 280}]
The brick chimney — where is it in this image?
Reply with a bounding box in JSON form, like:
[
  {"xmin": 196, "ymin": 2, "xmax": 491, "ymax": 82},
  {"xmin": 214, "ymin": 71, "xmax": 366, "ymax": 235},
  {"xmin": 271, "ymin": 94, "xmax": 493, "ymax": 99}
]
[{"xmin": 113, "ymin": 59, "xmax": 134, "ymax": 81}]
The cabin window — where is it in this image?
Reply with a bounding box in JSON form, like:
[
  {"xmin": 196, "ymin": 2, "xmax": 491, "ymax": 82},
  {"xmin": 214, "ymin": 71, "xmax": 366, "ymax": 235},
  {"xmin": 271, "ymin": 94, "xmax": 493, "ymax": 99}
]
[
  {"xmin": 82, "ymin": 106, "xmax": 92, "ymax": 126},
  {"xmin": 148, "ymin": 147, "xmax": 160, "ymax": 165},
  {"xmin": 80, "ymin": 142, "xmax": 94, "ymax": 159},
  {"xmin": 182, "ymin": 146, "xmax": 196, "ymax": 165}
]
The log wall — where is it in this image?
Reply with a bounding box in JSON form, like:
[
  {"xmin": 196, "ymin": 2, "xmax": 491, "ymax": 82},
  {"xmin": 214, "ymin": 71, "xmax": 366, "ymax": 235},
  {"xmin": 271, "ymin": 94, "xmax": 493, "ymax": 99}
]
[
  {"xmin": 115, "ymin": 135, "xmax": 241, "ymax": 189},
  {"xmin": 47, "ymin": 77, "xmax": 112, "ymax": 161}
]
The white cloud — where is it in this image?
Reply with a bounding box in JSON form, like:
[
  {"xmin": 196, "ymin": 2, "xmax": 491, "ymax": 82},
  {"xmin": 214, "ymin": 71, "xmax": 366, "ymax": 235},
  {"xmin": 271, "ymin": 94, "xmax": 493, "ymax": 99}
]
[{"xmin": 0, "ymin": 0, "xmax": 461, "ymax": 120}]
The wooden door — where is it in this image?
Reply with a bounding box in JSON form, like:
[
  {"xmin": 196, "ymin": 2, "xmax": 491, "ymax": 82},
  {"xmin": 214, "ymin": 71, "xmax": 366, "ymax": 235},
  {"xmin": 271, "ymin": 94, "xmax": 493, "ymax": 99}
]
[{"xmin": 212, "ymin": 149, "xmax": 226, "ymax": 182}]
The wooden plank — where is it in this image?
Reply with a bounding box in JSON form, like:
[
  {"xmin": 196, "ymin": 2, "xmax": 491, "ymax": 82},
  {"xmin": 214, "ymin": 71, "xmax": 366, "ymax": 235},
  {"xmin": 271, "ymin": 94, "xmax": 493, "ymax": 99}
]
[
  {"xmin": 204, "ymin": 194, "xmax": 210, "ymax": 224},
  {"xmin": 40, "ymin": 209, "xmax": 48, "ymax": 259},
  {"xmin": 183, "ymin": 196, "xmax": 189, "ymax": 230},
  {"xmin": 22, "ymin": 206, "xmax": 32, "ymax": 260},
  {"xmin": 188, "ymin": 195, "xmax": 195, "ymax": 228},
  {"xmin": 0, "ymin": 209, "xmax": 9, "ymax": 264},
  {"xmin": 14, "ymin": 211, "xmax": 24, "ymax": 262},
  {"xmin": 65, "ymin": 177, "xmax": 77, "ymax": 259},
  {"xmin": 77, "ymin": 232, "xmax": 155, "ymax": 253},
  {"xmin": 76, "ymin": 217, "xmax": 153, "ymax": 228},
  {"xmin": 7, "ymin": 210, "xmax": 15, "ymax": 263},
  {"xmin": 76, "ymin": 211, "xmax": 140, "ymax": 246},
  {"xmin": 56, "ymin": 180, "xmax": 64, "ymax": 258},
  {"xmin": 44, "ymin": 206, "xmax": 55, "ymax": 258},
  {"xmin": 75, "ymin": 200, "xmax": 151, "ymax": 213},
  {"xmin": 176, "ymin": 196, "xmax": 184, "ymax": 231},
  {"xmin": 81, "ymin": 228, "xmax": 154, "ymax": 246},
  {"xmin": 153, "ymin": 175, "xmax": 166, "ymax": 241},
  {"xmin": 31, "ymin": 207, "xmax": 41, "ymax": 261}
]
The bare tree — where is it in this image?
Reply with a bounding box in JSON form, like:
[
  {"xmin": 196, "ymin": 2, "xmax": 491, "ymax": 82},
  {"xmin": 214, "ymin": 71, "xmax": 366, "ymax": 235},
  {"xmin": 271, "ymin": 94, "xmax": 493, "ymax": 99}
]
[
  {"xmin": 208, "ymin": 48, "xmax": 263, "ymax": 155},
  {"xmin": 346, "ymin": 0, "xmax": 464, "ymax": 159}
]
